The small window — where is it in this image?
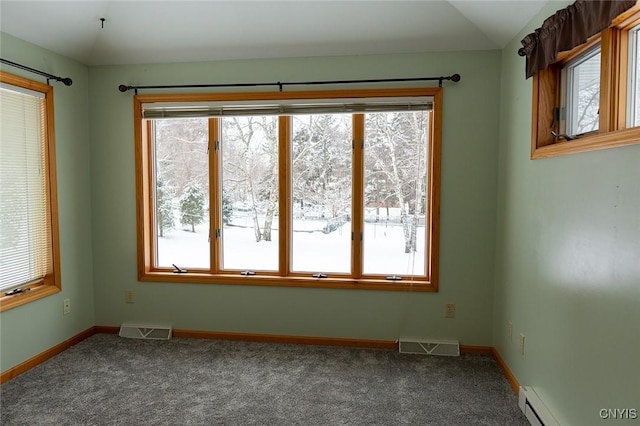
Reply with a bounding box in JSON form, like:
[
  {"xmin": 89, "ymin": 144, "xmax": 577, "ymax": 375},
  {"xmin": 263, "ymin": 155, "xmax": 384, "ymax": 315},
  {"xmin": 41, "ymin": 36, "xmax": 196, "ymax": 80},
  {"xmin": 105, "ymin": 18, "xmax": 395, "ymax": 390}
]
[
  {"xmin": 562, "ymin": 46, "xmax": 601, "ymax": 137},
  {"xmin": 0, "ymin": 72, "xmax": 61, "ymax": 312},
  {"xmin": 530, "ymin": 7, "xmax": 640, "ymax": 158}
]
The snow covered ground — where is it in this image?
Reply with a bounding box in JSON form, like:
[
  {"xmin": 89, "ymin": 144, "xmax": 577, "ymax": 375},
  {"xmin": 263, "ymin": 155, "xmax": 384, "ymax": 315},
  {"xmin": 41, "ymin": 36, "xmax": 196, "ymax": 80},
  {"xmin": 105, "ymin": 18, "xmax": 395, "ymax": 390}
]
[{"xmin": 157, "ymin": 219, "xmax": 425, "ymax": 276}]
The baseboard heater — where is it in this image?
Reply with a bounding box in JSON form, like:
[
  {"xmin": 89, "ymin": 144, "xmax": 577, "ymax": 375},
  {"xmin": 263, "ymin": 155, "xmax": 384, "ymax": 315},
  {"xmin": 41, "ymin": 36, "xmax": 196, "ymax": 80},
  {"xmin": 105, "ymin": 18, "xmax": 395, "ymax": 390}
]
[
  {"xmin": 119, "ymin": 323, "xmax": 172, "ymax": 340},
  {"xmin": 398, "ymin": 338, "xmax": 460, "ymax": 356},
  {"xmin": 519, "ymin": 386, "xmax": 559, "ymax": 426}
]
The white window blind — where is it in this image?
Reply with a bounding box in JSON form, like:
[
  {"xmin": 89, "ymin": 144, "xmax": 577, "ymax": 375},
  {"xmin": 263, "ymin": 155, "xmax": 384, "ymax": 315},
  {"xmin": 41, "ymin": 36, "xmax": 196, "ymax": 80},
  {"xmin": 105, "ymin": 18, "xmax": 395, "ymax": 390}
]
[
  {"xmin": 0, "ymin": 83, "xmax": 51, "ymax": 293},
  {"xmin": 142, "ymin": 97, "xmax": 434, "ymax": 119}
]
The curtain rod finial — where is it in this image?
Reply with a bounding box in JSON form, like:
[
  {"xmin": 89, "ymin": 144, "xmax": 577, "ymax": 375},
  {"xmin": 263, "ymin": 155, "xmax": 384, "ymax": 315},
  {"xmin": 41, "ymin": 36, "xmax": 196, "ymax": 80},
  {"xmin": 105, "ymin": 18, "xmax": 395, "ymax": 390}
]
[
  {"xmin": 517, "ymin": 48, "xmax": 526, "ymax": 57},
  {"xmin": 450, "ymin": 73, "xmax": 461, "ymax": 82},
  {"xmin": 118, "ymin": 85, "xmax": 130, "ymax": 92},
  {"xmin": 61, "ymin": 78, "xmax": 73, "ymax": 86}
]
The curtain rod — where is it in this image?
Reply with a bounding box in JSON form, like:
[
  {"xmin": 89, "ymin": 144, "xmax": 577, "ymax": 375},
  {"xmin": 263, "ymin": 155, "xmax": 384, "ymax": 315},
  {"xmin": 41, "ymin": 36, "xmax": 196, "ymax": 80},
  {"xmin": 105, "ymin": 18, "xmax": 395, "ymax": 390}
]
[
  {"xmin": 0, "ymin": 58, "xmax": 73, "ymax": 86},
  {"xmin": 118, "ymin": 74, "xmax": 461, "ymax": 94}
]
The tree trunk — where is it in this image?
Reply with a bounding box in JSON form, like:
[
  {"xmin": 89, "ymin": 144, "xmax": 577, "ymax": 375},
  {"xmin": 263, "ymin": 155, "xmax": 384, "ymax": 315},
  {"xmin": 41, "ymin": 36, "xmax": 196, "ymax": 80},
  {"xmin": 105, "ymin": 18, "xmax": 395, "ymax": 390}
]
[
  {"xmin": 247, "ymin": 177, "xmax": 262, "ymax": 242},
  {"xmin": 409, "ymin": 215, "xmax": 418, "ymax": 253},
  {"xmin": 402, "ymin": 207, "xmax": 412, "ymax": 253},
  {"xmin": 191, "ymin": 222, "xmax": 195, "ymax": 233},
  {"xmin": 231, "ymin": 117, "xmax": 262, "ymax": 242},
  {"xmin": 381, "ymin": 117, "xmax": 411, "ymax": 254},
  {"xmin": 262, "ymin": 157, "xmax": 278, "ymax": 241},
  {"xmin": 409, "ymin": 113, "xmax": 426, "ymax": 253},
  {"xmin": 262, "ymin": 186, "xmax": 277, "ymax": 241}
]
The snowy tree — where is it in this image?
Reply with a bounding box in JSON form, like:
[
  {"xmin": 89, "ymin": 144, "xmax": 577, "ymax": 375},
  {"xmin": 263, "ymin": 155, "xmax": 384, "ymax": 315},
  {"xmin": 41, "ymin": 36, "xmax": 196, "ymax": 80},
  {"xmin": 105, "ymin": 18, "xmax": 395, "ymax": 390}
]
[
  {"xmin": 154, "ymin": 118, "xmax": 208, "ymax": 198},
  {"xmin": 574, "ymin": 82, "xmax": 599, "ymax": 135},
  {"xmin": 222, "ymin": 116, "xmax": 279, "ymax": 242},
  {"xmin": 179, "ymin": 183, "xmax": 205, "ymax": 232},
  {"xmin": 291, "ymin": 114, "xmax": 351, "ymax": 226},
  {"xmin": 257, "ymin": 116, "xmax": 279, "ymax": 241},
  {"xmin": 365, "ymin": 111, "xmax": 428, "ymax": 253},
  {"xmin": 156, "ymin": 177, "xmax": 175, "ymax": 237},
  {"xmin": 222, "ymin": 187, "xmax": 233, "ymax": 225}
]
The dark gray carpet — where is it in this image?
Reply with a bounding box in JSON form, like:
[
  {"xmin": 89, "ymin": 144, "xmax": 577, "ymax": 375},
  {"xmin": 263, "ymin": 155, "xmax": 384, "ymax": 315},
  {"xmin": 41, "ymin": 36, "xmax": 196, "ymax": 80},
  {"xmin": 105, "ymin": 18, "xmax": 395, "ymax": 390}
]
[{"xmin": 0, "ymin": 334, "xmax": 527, "ymax": 425}]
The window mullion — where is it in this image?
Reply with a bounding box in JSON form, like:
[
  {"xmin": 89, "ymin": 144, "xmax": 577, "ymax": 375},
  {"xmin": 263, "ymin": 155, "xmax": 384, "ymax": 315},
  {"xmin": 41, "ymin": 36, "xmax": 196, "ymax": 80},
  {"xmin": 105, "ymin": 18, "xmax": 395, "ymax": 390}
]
[
  {"xmin": 600, "ymin": 28, "xmax": 624, "ymax": 132},
  {"xmin": 279, "ymin": 116, "xmax": 291, "ymax": 276},
  {"xmin": 351, "ymin": 114, "xmax": 364, "ymax": 279},
  {"xmin": 210, "ymin": 118, "xmax": 221, "ymax": 273}
]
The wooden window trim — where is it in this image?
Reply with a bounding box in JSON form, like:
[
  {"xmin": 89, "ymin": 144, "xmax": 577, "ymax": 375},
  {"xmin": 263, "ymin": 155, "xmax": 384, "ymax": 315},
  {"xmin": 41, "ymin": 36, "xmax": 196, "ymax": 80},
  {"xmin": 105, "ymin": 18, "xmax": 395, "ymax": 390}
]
[
  {"xmin": 530, "ymin": 7, "xmax": 640, "ymax": 159},
  {"xmin": 0, "ymin": 71, "xmax": 62, "ymax": 312},
  {"xmin": 135, "ymin": 88, "xmax": 442, "ymax": 292}
]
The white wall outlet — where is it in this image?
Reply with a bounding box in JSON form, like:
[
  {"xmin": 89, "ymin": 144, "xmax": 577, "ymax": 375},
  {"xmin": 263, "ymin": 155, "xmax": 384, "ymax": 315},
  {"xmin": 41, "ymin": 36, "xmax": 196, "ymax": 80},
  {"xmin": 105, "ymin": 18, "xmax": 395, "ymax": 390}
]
[
  {"xmin": 63, "ymin": 298, "xmax": 71, "ymax": 315},
  {"xmin": 519, "ymin": 333, "xmax": 526, "ymax": 355},
  {"xmin": 508, "ymin": 321, "xmax": 513, "ymax": 341},
  {"xmin": 444, "ymin": 303, "xmax": 455, "ymax": 318},
  {"xmin": 125, "ymin": 290, "xmax": 134, "ymax": 304}
]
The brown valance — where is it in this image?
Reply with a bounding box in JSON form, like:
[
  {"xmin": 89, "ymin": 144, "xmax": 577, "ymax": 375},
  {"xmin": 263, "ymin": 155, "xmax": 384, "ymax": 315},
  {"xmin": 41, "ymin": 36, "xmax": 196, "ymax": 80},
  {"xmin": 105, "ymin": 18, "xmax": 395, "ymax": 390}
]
[{"xmin": 520, "ymin": 0, "xmax": 636, "ymax": 78}]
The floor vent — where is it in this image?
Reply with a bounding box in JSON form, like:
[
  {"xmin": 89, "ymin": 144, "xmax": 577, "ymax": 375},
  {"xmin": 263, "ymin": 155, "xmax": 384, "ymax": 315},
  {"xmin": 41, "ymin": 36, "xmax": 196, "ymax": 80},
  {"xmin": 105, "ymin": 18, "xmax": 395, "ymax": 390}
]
[
  {"xmin": 518, "ymin": 386, "xmax": 559, "ymax": 426},
  {"xmin": 119, "ymin": 323, "xmax": 172, "ymax": 340},
  {"xmin": 398, "ymin": 338, "xmax": 460, "ymax": 356}
]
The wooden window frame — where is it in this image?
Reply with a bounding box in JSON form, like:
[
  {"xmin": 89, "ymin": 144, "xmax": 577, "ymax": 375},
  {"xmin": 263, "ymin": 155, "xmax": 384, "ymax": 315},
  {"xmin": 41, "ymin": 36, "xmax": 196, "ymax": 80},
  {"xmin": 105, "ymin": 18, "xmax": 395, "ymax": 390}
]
[
  {"xmin": 0, "ymin": 71, "xmax": 62, "ymax": 312},
  {"xmin": 135, "ymin": 87, "xmax": 442, "ymax": 292},
  {"xmin": 531, "ymin": 6, "xmax": 640, "ymax": 159}
]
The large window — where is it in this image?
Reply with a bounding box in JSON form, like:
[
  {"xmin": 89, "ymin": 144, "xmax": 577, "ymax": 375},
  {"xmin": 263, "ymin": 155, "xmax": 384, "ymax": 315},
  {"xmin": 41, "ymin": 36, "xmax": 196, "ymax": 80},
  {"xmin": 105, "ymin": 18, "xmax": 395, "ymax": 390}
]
[
  {"xmin": 135, "ymin": 88, "xmax": 441, "ymax": 291},
  {"xmin": 0, "ymin": 71, "xmax": 61, "ymax": 312},
  {"xmin": 531, "ymin": 6, "xmax": 640, "ymax": 158}
]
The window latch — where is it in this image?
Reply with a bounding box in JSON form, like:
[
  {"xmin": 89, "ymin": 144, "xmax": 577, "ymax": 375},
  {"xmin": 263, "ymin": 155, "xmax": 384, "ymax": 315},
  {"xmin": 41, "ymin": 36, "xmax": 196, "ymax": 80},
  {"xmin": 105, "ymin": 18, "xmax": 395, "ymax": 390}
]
[
  {"xmin": 385, "ymin": 275, "xmax": 403, "ymax": 281},
  {"xmin": 240, "ymin": 271, "xmax": 256, "ymax": 276},
  {"xmin": 172, "ymin": 264, "xmax": 188, "ymax": 273},
  {"xmin": 312, "ymin": 273, "xmax": 328, "ymax": 279},
  {"xmin": 4, "ymin": 287, "xmax": 30, "ymax": 296}
]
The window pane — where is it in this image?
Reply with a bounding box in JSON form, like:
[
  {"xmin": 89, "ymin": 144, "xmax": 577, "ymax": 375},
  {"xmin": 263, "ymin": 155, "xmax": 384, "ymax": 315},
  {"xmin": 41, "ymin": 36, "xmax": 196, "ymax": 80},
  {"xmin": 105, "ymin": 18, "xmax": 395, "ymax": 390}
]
[
  {"xmin": 153, "ymin": 119, "xmax": 209, "ymax": 269},
  {"xmin": 566, "ymin": 47, "xmax": 601, "ymax": 136},
  {"xmin": 363, "ymin": 112, "xmax": 428, "ymax": 276},
  {"xmin": 0, "ymin": 86, "xmax": 50, "ymax": 291},
  {"xmin": 291, "ymin": 114, "xmax": 352, "ymax": 274},
  {"xmin": 628, "ymin": 25, "xmax": 640, "ymax": 127},
  {"xmin": 221, "ymin": 116, "xmax": 279, "ymax": 271}
]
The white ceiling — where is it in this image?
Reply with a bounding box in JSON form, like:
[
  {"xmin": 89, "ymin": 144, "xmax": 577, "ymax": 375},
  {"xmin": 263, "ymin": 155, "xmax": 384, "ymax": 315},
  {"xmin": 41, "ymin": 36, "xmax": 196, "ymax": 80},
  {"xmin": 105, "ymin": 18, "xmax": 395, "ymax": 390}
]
[{"xmin": 0, "ymin": 1, "xmax": 548, "ymax": 66}]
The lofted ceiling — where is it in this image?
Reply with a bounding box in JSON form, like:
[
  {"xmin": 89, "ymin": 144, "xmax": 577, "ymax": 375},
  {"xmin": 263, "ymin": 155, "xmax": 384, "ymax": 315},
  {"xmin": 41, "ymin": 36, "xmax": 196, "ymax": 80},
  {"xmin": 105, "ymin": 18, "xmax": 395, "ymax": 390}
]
[{"xmin": 0, "ymin": 1, "xmax": 549, "ymax": 66}]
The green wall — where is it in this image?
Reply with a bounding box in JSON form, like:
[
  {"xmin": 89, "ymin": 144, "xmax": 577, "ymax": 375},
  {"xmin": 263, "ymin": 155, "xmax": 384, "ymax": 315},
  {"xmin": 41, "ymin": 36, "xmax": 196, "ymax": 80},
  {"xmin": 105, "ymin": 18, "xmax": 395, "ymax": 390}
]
[
  {"xmin": 89, "ymin": 51, "xmax": 502, "ymax": 344},
  {"xmin": 3, "ymin": 6, "xmax": 639, "ymax": 422},
  {"xmin": 494, "ymin": 2, "xmax": 640, "ymax": 425},
  {"xmin": 0, "ymin": 33, "xmax": 95, "ymax": 371}
]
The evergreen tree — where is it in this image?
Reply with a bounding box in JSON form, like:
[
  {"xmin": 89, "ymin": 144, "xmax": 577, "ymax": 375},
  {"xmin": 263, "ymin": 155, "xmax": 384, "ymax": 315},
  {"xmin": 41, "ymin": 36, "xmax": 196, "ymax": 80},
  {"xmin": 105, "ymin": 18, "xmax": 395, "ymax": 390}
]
[
  {"xmin": 156, "ymin": 177, "xmax": 175, "ymax": 237},
  {"xmin": 179, "ymin": 183, "xmax": 205, "ymax": 232}
]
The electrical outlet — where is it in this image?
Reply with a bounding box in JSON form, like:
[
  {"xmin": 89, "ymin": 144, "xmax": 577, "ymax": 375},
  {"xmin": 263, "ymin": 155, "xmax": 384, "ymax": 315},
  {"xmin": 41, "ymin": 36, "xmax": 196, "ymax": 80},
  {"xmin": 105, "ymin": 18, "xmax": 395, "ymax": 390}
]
[
  {"xmin": 444, "ymin": 303, "xmax": 455, "ymax": 318},
  {"xmin": 508, "ymin": 321, "xmax": 513, "ymax": 341},
  {"xmin": 125, "ymin": 290, "xmax": 134, "ymax": 304},
  {"xmin": 63, "ymin": 298, "xmax": 71, "ymax": 315},
  {"xmin": 519, "ymin": 333, "xmax": 526, "ymax": 355}
]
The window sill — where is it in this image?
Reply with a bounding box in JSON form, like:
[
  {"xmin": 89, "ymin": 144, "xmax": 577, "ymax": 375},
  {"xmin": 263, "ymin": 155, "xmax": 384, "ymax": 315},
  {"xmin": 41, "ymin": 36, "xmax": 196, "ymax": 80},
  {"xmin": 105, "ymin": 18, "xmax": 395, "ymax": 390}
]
[
  {"xmin": 531, "ymin": 126, "xmax": 640, "ymax": 159},
  {"xmin": 0, "ymin": 282, "xmax": 61, "ymax": 313},
  {"xmin": 139, "ymin": 271, "xmax": 437, "ymax": 292}
]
